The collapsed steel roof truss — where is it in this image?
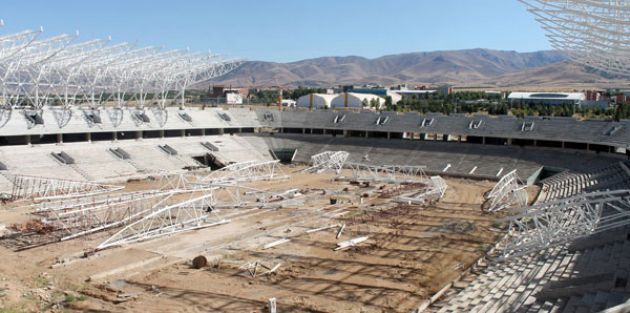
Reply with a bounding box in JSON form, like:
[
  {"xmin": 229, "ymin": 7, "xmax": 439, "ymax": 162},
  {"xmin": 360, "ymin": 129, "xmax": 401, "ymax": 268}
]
[
  {"xmin": 497, "ymin": 189, "xmax": 630, "ymax": 259},
  {"xmin": 485, "ymin": 170, "xmax": 528, "ymax": 212}
]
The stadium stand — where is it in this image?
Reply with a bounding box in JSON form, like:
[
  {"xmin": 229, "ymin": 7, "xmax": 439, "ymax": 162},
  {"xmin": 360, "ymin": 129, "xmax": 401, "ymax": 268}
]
[
  {"xmin": 427, "ymin": 162, "xmax": 630, "ymax": 313},
  {"xmin": 245, "ymin": 133, "xmax": 621, "ymax": 183},
  {"xmin": 539, "ymin": 163, "xmax": 630, "ymax": 202},
  {"xmin": 0, "ymin": 134, "xmax": 275, "ymax": 193}
]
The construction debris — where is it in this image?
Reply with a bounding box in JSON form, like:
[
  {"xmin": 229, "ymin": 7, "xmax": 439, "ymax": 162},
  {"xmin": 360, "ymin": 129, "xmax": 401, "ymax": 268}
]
[
  {"xmin": 268, "ymin": 297, "xmax": 277, "ymax": 313},
  {"xmin": 260, "ymin": 263, "xmax": 282, "ymax": 276},
  {"xmin": 263, "ymin": 238, "xmax": 290, "ymax": 250},
  {"xmin": 304, "ymin": 151, "xmax": 349, "ymax": 174},
  {"xmin": 484, "ymin": 170, "xmax": 528, "ymax": 212},
  {"xmin": 335, "ymin": 236, "xmax": 369, "ymax": 251},
  {"xmin": 306, "ymin": 224, "xmax": 340, "ymax": 234},
  {"xmin": 191, "ymin": 256, "xmax": 208, "ymax": 269},
  {"xmin": 336, "ymin": 224, "xmax": 346, "ymax": 239}
]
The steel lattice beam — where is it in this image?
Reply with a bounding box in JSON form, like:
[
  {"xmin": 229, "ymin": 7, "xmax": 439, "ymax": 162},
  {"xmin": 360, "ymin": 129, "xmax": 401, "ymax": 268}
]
[
  {"xmin": 10, "ymin": 174, "xmax": 124, "ymax": 201},
  {"xmin": 305, "ymin": 151, "xmax": 349, "ymax": 174},
  {"xmin": 519, "ymin": 0, "xmax": 630, "ymax": 77},
  {"xmin": 200, "ymin": 160, "xmax": 288, "ymax": 185},
  {"xmin": 485, "ymin": 170, "xmax": 528, "ymax": 212},
  {"xmin": 497, "ymin": 189, "xmax": 630, "ymax": 260},
  {"xmin": 347, "ymin": 163, "xmax": 428, "ymax": 184},
  {"xmin": 0, "ymin": 21, "xmax": 242, "ymax": 125},
  {"xmin": 97, "ymin": 192, "xmax": 229, "ymax": 249},
  {"xmin": 396, "ymin": 176, "xmax": 448, "ymax": 205}
]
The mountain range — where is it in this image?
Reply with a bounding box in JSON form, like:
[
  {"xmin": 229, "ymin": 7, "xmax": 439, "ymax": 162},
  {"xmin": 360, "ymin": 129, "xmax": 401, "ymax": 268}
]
[{"xmin": 206, "ymin": 48, "xmax": 624, "ymax": 88}]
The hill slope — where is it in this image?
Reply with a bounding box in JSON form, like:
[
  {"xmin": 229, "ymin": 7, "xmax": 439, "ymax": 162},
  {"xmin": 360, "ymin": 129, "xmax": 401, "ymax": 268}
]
[{"xmin": 207, "ymin": 49, "xmax": 582, "ymax": 87}]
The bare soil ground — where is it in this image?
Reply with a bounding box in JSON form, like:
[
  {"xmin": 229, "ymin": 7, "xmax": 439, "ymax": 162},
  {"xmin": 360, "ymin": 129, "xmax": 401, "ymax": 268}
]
[{"xmin": 0, "ymin": 166, "xmax": 524, "ymax": 312}]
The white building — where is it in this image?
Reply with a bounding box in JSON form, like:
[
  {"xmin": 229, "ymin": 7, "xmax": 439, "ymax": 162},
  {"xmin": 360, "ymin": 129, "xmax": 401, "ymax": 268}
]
[
  {"xmin": 330, "ymin": 93, "xmax": 386, "ymax": 109},
  {"xmin": 507, "ymin": 92, "xmax": 586, "ymax": 106},
  {"xmin": 296, "ymin": 93, "xmax": 337, "ymax": 109},
  {"xmin": 281, "ymin": 99, "xmax": 296, "ymax": 107}
]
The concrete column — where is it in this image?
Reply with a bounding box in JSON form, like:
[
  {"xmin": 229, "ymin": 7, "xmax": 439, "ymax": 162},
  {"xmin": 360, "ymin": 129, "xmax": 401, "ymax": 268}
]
[
  {"xmin": 343, "ymin": 130, "xmax": 349, "ymax": 137},
  {"xmin": 482, "ymin": 137, "xmax": 486, "ymax": 145},
  {"xmin": 137, "ymin": 131, "xmax": 142, "ymax": 140},
  {"xmin": 181, "ymin": 129, "xmax": 186, "ymax": 137},
  {"xmin": 86, "ymin": 133, "xmax": 92, "ymax": 143},
  {"xmin": 160, "ymin": 129, "xmax": 165, "ymax": 138},
  {"xmin": 26, "ymin": 135, "xmax": 32, "ymax": 145},
  {"xmin": 533, "ymin": 140, "xmax": 538, "ymax": 147},
  {"xmin": 302, "ymin": 128, "xmax": 306, "ymax": 134},
  {"xmin": 113, "ymin": 132, "xmax": 118, "ymax": 141},
  {"xmin": 507, "ymin": 138, "xmax": 512, "ymax": 145},
  {"xmin": 57, "ymin": 133, "xmax": 63, "ymax": 144},
  {"xmin": 561, "ymin": 141, "xmax": 565, "ymax": 149},
  {"xmin": 219, "ymin": 128, "xmax": 225, "ymax": 135},
  {"xmin": 387, "ymin": 132, "xmax": 391, "ymax": 140},
  {"xmin": 364, "ymin": 131, "xmax": 368, "ymax": 138},
  {"xmin": 201, "ymin": 128, "xmax": 206, "ymax": 137}
]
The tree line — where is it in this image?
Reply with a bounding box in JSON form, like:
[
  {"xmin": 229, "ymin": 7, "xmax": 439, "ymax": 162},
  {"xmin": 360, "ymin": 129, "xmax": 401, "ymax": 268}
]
[{"xmin": 244, "ymin": 88, "xmax": 630, "ymax": 121}]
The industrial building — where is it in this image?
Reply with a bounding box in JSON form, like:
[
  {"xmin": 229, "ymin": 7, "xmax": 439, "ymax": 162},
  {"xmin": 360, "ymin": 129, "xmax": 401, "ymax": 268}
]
[{"xmin": 507, "ymin": 92, "xmax": 586, "ymax": 106}]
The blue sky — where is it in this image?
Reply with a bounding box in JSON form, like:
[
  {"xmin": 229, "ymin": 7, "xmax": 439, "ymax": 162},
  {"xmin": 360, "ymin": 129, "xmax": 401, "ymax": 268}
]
[{"xmin": 1, "ymin": 0, "xmax": 549, "ymax": 62}]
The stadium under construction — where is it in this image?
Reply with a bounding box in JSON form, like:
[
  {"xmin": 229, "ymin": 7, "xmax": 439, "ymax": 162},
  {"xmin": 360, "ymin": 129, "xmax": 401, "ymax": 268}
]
[{"xmin": 1, "ymin": 1, "xmax": 630, "ymax": 312}]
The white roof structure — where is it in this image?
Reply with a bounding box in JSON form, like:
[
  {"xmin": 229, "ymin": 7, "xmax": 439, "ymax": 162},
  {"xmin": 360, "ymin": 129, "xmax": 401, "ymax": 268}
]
[
  {"xmin": 508, "ymin": 92, "xmax": 585, "ymax": 101},
  {"xmin": 330, "ymin": 92, "xmax": 385, "ymax": 109},
  {"xmin": 296, "ymin": 93, "xmax": 336, "ymax": 109},
  {"xmin": 386, "ymin": 90, "xmax": 402, "ymax": 104},
  {"xmin": 519, "ymin": 0, "xmax": 630, "ymax": 77},
  {"xmin": 0, "ymin": 22, "xmax": 242, "ymax": 111}
]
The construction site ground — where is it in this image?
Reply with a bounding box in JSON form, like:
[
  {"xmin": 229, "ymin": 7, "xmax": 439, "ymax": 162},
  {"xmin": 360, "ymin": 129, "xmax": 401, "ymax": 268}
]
[{"xmin": 0, "ymin": 165, "xmax": 536, "ymax": 313}]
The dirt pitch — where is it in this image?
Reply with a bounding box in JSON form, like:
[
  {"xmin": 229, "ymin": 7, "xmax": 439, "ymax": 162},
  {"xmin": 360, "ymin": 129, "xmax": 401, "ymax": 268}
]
[{"xmin": 0, "ymin": 165, "xmax": 535, "ymax": 312}]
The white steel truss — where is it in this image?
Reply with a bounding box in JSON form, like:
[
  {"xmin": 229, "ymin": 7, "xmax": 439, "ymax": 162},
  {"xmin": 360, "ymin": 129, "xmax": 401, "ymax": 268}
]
[
  {"xmin": 347, "ymin": 163, "xmax": 428, "ymax": 184},
  {"xmin": 34, "ymin": 189, "xmax": 164, "ymax": 214},
  {"xmin": 97, "ymin": 192, "xmax": 229, "ymax": 249},
  {"xmin": 396, "ymin": 176, "xmax": 448, "ymax": 205},
  {"xmin": 497, "ymin": 189, "xmax": 630, "ymax": 259},
  {"xmin": 519, "ymin": 0, "xmax": 630, "ymax": 77},
  {"xmin": 0, "ymin": 22, "xmax": 242, "ymax": 128},
  {"xmin": 41, "ymin": 190, "xmax": 179, "ymax": 241},
  {"xmin": 30, "ymin": 178, "xmax": 299, "ymax": 244},
  {"xmin": 485, "ymin": 170, "xmax": 528, "ymax": 212},
  {"xmin": 305, "ymin": 151, "xmax": 349, "ymax": 174},
  {"xmin": 200, "ymin": 160, "xmax": 288, "ymax": 185},
  {"xmin": 10, "ymin": 174, "xmax": 124, "ymax": 201}
]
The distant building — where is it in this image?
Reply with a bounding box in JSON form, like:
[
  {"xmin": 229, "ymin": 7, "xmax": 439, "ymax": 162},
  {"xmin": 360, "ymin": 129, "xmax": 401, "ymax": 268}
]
[
  {"xmin": 437, "ymin": 85, "xmax": 454, "ymax": 95},
  {"xmin": 281, "ymin": 99, "xmax": 296, "ymax": 107},
  {"xmin": 392, "ymin": 89, "xmax": 436, "ymax": 102},
  {"xmin": 508, "ymin": 92, "xmax": 586, "ymax": 106},
  {"xmin": 330, "ymin": 92, "xmax": 385, "ymax": 109},
  {"xmin": 350, "ymin": 87, "xmax": 402, "ymax": 105},
  {"xmin": 296, "ymin": 93, "xmax": 336, "ymax": 109},
  {"xmin": 208, "ymin": 85, "xmax": 248, "ymax": 104},
  {"xmin": 209, "ymin": 85, "xmax": 248, "ymax": 98},
  {"xmin": 226, "ymin": 93, "xmax": 243, "ymax": 105},
  {"xmin": 585, "ymin": 90, "xmax": 603, "ymax": 101},
  {"xmin": 606, "ymin": 88, "xmax": 630, "ymax": 104}
]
